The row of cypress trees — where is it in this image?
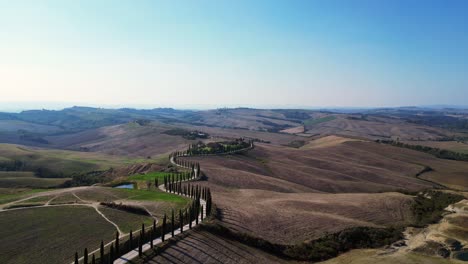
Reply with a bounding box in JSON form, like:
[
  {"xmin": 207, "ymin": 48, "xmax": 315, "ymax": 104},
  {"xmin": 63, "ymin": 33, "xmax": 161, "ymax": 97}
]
[
  {"xmin": 74, "ymin": 146, "xmax": 213, "ymax": 264},
  {"xmin": 74, "ymin": 189, "xmax": 211, "ymax": 262}
]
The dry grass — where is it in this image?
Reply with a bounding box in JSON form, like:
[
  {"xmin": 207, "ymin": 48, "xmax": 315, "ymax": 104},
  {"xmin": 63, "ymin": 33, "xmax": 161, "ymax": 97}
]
[
  {"xmin": 213, "ymin": 190, "xmax": 414, "ymax": 244},
  {"xmin": 319, "ymin": 249, "xmax": 462, "ymax": 264}
]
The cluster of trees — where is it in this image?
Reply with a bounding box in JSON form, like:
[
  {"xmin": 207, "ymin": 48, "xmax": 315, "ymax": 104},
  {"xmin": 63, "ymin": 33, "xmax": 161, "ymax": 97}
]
[
  {"xmin": 377, "ymin": 139, "xmax": 468, "ymax": 161},
  {"xmin": 411, "ymin": 190, "xmax": 464, "ymax": 227},
  {"xmin": 185, "ymin": 139, "xmax": 254, "ymax": 155},
  {"xmin": 163, "ymin": 128, "xmax": 209, "ymax": 140}
]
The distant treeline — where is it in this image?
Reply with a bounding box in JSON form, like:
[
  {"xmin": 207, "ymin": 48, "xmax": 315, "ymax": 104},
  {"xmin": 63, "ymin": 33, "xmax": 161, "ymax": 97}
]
[
  {"xmin": 376, "ymin": 139, "xmax": 468, "ymax": 161},
  {"xmin": 404, "ymin": 115, "xmax": 468, "ymax": 130},
  {"xmin": 162, "ymin": 128, "xmax": 209, "ymax": 140}
]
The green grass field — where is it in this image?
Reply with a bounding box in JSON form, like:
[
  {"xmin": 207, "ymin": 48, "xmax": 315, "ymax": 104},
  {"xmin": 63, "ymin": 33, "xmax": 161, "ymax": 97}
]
[
  {"xmin": 304, "ymin": 116, "xmax": 337, "ymax": 126},
  {"xmin": 127, "ymin": 171, "xmax": 170, "ymax": 181},
  {"xmin": 0, "ymin": 188, "xmax": 49, "ymax": 205},
  {"xmin": 0, "ymin": 206, "xmax": 115, "ymax": 264},
  {"xmin": 118, "ymin": 188, "xmax": 189, "ymax": 205}
]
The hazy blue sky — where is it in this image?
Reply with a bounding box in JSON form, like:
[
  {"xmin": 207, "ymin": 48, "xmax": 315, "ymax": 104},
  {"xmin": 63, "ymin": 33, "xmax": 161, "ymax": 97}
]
[{"xmin": 1, "ymin": 0, "xmax": 467, "ymax": 109}]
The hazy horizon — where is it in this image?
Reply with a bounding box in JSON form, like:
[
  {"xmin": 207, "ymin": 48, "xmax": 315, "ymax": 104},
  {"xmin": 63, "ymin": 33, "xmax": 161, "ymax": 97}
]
[{"xmin": 1, "ymin": 1, "xmax": 467, "ymax": 107}]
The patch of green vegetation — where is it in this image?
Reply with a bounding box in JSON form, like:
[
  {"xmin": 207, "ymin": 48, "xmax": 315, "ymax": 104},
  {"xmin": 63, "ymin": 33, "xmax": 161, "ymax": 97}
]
[
  {"xmin": 304, "ymin": 116, "xmax": 336, "ymax": 126},
  {"xmin": 0, "ymin": 177, "xmax": 70, "ymax": 188},
  {"xmin": 162, "ymin": 128, "xmax": 208, "ymax": 140},
  {"xmin": 0, "ymin": 206, "xmax": 115, "ymax": 264},
  {"xmin": 188, "ymin": 139, "xmax": 251, "ymax": 155},
  {"xmin": 118, "ymin": 189, "xmax": 189, "ymax": 205},
  {"xmin": 128, "ymin": 171, "xmax": 169, "ymax": 181},
  {"xmin": 0, "ymin": 188, "xmax": 49, "ymax": 205},
  {"xmin": 411, "ymin": 190, "xmax": 464, "ymax": 227},
  {"xmin": 0, "ymin": 171, "xmax": 35, "ymax": 178}
]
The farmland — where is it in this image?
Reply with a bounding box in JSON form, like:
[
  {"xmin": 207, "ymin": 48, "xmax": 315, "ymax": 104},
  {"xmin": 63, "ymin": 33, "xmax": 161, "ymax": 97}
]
[
  {"xmin": 0, "ymin": 206, "xmax": 115, "ymax": 264},
  {"xmin": 0, "ymin": 106, "xmax": 468, "ymax": 263}
]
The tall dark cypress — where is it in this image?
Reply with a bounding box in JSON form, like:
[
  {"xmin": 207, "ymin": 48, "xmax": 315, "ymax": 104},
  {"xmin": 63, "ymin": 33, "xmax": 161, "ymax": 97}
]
[
  {"xmin": 74, "ymin": 252, "xmax": 79, "ymax": 264},
  {"xmin": 171, "ymin": 209, "xmax": 175, "ymax": 237},
  {"xmin": 129, "ymin": 230, "xmax": 133, "ymax": 249},
  {"xmin": 115, "ymin": 231, "xmax": 119, "ymax": 255},
  {"xmin": 100, "ymin": 240, "xmax": 104, "ymax": 264},
  {"xmin": 179, "ymin": 209, "xmax": 183, "ymax": 233},
  {"xmin": 162, "ymin": 214, "xmax": 166, "ymax": 242},
  {"xmin": 92, "ymin": 254, "xmax": 96, "ymax": 264},
  {"xmin": 189, "ymin": 207, "xmax": 192, "ymax": 229},
  {"xmin": 109, "ymin": 244, "xmax": 114, "ymax": 263},
  {"xmin": 150, "ymin": 228, "xmax": 154, "ymax": 248},
  {"xmin": 152, "ymin": 219, "xmax": 156, "ymax": 236},
  {"xmin": 84, "ymin": 248, "xmax": 88, "ymax": 264},
  {"xmin": 201, "ymin": 205, "xmax": 204, "ymax": 221},
  {"xmin": 138, "ymin": 234, "xmax": 142, "ymax": 257},
  {"xmin": 141, "ymin": 223, "xmax": 145, "ymax": 240}
]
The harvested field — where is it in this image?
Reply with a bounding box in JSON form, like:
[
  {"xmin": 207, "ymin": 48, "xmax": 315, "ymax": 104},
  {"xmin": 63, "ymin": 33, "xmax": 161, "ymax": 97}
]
[
  {"xmin": 213, "ymin": 190, "xmax": 414, "ymax": 244},
  {"xmin": 303, "ymin": 116, "xmax": 452, "ymax": 141},
  {"xmin": 302, "ymin": 135, "xmax": 361, "ymax": 149},
  {"xmin": 146, "ymin": 229, "xmax": 299, "ymax": 264},
  {"xmin": 187, "ymin": 142, "xmax": 435, "ymax": 193},
  {"xmin": 0, "ymin": 206, "xmax": 115, "ymax": 264}
]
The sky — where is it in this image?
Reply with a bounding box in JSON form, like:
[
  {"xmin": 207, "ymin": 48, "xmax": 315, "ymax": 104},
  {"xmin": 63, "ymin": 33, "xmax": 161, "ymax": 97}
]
[{"xmin": 0, "ymin": 0, "xmax": 467, "ymax": 110}]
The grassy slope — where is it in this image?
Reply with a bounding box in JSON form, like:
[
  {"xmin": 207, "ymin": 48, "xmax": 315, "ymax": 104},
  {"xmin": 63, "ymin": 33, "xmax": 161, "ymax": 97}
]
[
  {"xmin": 127, "ymin": 171, "xmax": 170, "ymax": 181},
  {"xmin": 0, "ymin": 143, "xmax": 145, "ymax": 177},
  {"xmin": 0, "ymin": 206, "xmax": 115, "ymax": 264},
  {"xmin": 0, "ymin": 188, "xmax": 48, "ymax": 205}
]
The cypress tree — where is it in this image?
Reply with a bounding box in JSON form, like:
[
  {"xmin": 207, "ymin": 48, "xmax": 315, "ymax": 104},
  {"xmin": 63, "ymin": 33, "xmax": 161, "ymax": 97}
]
[
  {"xmin": 129, "ymin": 230, "xmax": 133, "ymax": 249},
  {"xmin": 162, "ymin": 214, "xmax": 166, "ymax": 242},
  {"xmin": 201, "ymin": 205, "xmax": 204, "ymax": 221},
  {"xmin": 171, "ymin": 209, "xmax": 175, "ymax": 237},
  {"xmin": 92, "ymin": 254, "xmax": 96, "ymax": 264},
  {"xmin": 189, "ymin": 207, "xmax": 192, "ymax": 229},
  {"xmin": 179, "ymin": 209, "xmax": 183, "ymax": 233},
  {"xmin": 195, "ymin": 205, "xmax": 199, "ymax": 225},
  {"xmin": 152, "ymin": 219, "xmax": 156, "ymax": 236},
  {"xmin": 74, "ymin": 252, "xmax": 78, "ymax": 264},
  {"xmin": 150, "ymin": 228, "xmax": 154, "ymax": 248},
  {"xmin": 138, "ymin": 234, "xmax": 142, "ymax": 257},
  {"xmin": 141, "ymin": 223, "xmax": 145, "ymax": 240},
  {"xmin": 109, "ymin": 244, "xmax": 114, "ymax": 264},
  {"xmin": 115, "ymin": 231, "xmax": 119, "ymax": 255},
  {"xmin": 84, "ymin": 248, "xmax": 88, "ymax": 264},
  {"xmin": 100, "ymin": 240, "xmax": 104, "ymax": 264}
]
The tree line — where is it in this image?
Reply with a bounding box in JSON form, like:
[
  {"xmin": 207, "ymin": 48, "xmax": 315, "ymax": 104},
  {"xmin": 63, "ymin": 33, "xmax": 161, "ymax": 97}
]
[{"xmin": 377, "ymin": 139, "xmax": 468, "ymax": 161}]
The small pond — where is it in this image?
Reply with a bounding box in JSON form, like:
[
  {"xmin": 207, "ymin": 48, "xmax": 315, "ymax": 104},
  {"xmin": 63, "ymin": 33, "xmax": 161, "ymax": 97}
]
[{"xmin": 114, "ymin": 183, "xmax": 135, "ymax": 189}]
